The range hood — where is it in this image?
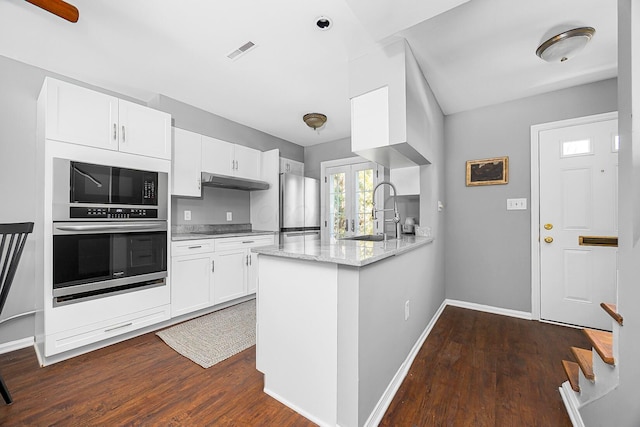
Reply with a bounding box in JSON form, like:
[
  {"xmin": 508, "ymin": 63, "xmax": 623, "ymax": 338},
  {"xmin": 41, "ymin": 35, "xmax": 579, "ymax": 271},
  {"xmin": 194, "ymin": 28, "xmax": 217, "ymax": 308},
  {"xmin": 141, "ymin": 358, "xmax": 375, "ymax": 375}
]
[{"xmin": 200, "ymin": 172, "xmax": 270, "ymax": 191}]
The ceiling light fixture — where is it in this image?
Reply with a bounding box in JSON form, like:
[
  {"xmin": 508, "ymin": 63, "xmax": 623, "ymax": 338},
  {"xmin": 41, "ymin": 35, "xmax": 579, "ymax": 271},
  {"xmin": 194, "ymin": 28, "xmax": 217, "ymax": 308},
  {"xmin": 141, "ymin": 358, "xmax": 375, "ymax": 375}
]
[
  {"xmin": 536, "ymin": 27, "xmax": 595, "ymax": 63},
  {"xmin": 303, "ymin": 113, "xmax": 327, "ymax": 130}
]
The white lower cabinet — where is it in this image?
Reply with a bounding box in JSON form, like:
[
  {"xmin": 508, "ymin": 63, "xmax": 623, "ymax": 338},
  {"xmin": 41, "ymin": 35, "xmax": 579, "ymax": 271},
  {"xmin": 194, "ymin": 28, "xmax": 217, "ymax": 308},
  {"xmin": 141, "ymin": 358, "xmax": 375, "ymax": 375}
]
[
  {"xmin": 213, "ymin": 249, "xmax": 247, "ymax": 304},
  {"xmin": 171, "ymin": 252, "xmax": 214, "ymax": 317},
  {"xmin": 44, "ymin": 284, "xmax": 171, "ymax": 357},
  {"xmin": 170, "ymin": 234, "xmax": 275, "ymax": 318}
]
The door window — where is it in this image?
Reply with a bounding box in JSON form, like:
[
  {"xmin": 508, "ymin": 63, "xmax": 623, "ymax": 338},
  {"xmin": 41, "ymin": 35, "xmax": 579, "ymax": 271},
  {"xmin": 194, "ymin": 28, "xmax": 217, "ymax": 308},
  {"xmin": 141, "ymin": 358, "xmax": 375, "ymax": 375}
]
[{"xmin": 323, "ymin": 161, "xmax": 381, "ymax": 240}]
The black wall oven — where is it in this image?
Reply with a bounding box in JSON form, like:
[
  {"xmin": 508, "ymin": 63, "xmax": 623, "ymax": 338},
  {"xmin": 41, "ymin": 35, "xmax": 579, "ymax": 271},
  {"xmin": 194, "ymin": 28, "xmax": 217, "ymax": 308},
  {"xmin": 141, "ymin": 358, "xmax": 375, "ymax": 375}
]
[{"xmin": 52, "ymin": 159, "xmax": 168, "ymax": 306}]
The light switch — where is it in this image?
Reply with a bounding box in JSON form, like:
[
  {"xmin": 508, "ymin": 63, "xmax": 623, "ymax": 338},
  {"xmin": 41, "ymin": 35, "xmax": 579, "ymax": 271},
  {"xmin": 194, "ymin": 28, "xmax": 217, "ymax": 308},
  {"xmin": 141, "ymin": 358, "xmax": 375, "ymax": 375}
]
[
  {"xmin": 184, "ymin": 210, "xmax": 192, "ymax": 221},
  {"xmin": 506, "ymin": 198, "xmax": 527, "ymax": 210},
  {"xmin": 226, "ymin": 211, "xmax": 232, "ymax": 221}
]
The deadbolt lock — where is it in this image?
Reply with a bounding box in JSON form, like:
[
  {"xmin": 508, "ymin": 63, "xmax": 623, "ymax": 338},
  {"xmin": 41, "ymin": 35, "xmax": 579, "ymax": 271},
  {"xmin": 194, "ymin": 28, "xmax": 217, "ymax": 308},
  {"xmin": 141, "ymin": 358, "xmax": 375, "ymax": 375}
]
[
  {"xmin": 544, "ymin": 223, "xmax": 553, "ymax": 230},
  {"xmin": 544, "ymin": 237, "xmax": 554, "ymax": 243}
]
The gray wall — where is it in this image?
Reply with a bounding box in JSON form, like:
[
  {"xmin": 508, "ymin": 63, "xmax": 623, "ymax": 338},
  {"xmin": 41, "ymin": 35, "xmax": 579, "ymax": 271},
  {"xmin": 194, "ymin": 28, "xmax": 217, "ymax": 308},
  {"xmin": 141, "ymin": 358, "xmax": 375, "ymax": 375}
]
[
  {"xmin": 444, "ymin": 78, "xmax": 618, "ymax": 312},
  {"xmin": 149, "ymin": 94, "xmax": 304, "ymax": 162},
  {"xmin": 172, "ymin": 187, "xmax": 250, "ymax": 225},
  {"xmin": 303, "ymin": 137, "xmax": 355, "ymax": 180}
]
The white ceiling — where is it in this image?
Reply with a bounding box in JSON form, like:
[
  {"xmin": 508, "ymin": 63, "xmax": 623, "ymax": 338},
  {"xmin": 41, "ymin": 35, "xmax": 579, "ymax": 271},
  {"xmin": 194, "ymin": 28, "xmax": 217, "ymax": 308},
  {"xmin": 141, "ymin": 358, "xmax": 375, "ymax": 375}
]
[{"xmin": 0, "ymin": 0, "xmax": 617, "ymax": 147}]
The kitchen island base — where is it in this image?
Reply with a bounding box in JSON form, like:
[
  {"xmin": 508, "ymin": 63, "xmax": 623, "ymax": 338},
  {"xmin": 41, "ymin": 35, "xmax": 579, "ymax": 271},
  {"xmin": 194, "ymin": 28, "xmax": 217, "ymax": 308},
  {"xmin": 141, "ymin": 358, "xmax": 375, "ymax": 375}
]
[{"xmin": 256, "ymin": 240, "xmax": 439, "ymax": 427}]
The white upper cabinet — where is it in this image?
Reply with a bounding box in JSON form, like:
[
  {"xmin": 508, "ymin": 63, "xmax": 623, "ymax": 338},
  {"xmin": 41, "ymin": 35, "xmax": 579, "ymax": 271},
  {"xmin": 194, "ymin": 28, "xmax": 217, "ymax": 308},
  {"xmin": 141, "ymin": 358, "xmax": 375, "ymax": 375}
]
[
  {"xmin": 201, "ymin": 135, "xmax": 234, "ymax": 176},
  {"xmin": 41, "ymin": 78, "xmax": 171, "ymax": 160},
  {"xmin": 118, "ymin": 99, "xmax": 171, "ymax": 160},
  {"xmin": 44, "ymin": 78, "xmax": 119, "ymax": 151},
  {"xmin": 390, "ymin": 166, "xmax": 420, "ymax": 195},
  {"xmin": 172, "ymin": 128, "xmax": 202, "ymax": 197},
  {"xmin": 233, "ymin": 144, "xmax": 261, "ymax": 181},
  {"xmin": 201, "ymin": 135, "xmax": 261, "ymax": 181},
  {"xmin": 280, "ymin": 157, "xmax": 304, "ymax": 175},
  {"xmin": 351, "ymin": 86, "xmax": 390, "ymax": 153}
]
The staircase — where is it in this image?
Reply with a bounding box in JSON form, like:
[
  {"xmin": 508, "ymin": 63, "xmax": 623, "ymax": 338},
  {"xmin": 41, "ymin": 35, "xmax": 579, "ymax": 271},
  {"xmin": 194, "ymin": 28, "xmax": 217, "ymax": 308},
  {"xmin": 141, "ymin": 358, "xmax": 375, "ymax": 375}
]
[{"xmin": 559, "ymin": 303, "xmax": 622, "ymax": 423}]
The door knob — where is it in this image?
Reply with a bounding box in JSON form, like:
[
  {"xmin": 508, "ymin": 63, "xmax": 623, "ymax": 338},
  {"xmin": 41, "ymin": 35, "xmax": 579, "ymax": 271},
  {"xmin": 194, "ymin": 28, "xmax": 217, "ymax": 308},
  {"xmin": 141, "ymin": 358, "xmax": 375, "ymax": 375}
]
[
  {"xmin": 544, "ymin": 223, "xmax": 553, "ymax": 230},
  {"xmin": 544, "ymin": 237, "xmax": 554, "ymax": 243}
]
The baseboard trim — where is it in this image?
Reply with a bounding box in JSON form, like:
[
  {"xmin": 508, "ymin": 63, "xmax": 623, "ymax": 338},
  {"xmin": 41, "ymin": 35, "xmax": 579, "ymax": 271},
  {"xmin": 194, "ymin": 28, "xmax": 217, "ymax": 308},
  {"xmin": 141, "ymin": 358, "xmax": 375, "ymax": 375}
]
[
  {"xmin": 445, "ymin": 299, "xmax": 532, "ymax": 320},
  {"xmin": 0, "ymin": 336, "xmax": 34, "ymax": 355},
  {"xmin": 560, "ymin": 381, "xmax": 585, "ymax": 427},
  {"xmin": 263, "ymin": 386, "xmax": 333, "ymax": 427},
  {"xmin": 364, "ymin": 299, "xmax": 448, "ymax": 427}
]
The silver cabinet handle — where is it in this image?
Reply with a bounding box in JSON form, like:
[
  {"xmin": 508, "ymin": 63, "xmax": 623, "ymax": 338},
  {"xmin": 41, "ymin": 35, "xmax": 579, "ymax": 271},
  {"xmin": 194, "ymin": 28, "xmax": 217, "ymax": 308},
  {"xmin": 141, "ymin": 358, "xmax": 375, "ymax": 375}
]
[
  {"xmin": 351, "ymin": 219, "xmax": 355, "ymax": 232},
  {"xmin": 121, "ymin": 125, "xmax": 126, "ymax": 142},
  {"xmin": 242, "ymin": 240, "xmax": 254, "ymax": 244},
  {"xmin": 188, "ymin": 245, "xmax": 202, "ymax": 249},
  {"xmin": 211, "ymin": 260, "xmax": 215, "ymax": 273},
  {"xmin": 113, "ymin": 123, "xmax": 117, "ymax": 140},
  {"xmin": 345, "ymin": 219, "xmax": 349, "ymax": 232},
  {"xmin": 105, "ymin": 322, "xmax": 132, "ymax": 333},
  {"xmin": 198, "ymin": 179, "xmax": 201, "ymax": 190},
  {"xmin": 246, "ymin": 255, "xmax": 249, "ymax": 266},
  {"xmin": 249, "ymin": 254, "xmax": 252, "ymax": 266}
]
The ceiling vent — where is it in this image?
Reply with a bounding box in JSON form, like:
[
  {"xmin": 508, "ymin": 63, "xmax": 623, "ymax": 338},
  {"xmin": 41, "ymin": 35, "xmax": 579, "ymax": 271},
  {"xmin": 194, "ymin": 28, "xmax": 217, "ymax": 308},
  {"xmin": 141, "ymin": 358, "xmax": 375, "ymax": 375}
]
[{"xmin": 227, "ymin": 41, "xmax": 256, "ymax": 60}]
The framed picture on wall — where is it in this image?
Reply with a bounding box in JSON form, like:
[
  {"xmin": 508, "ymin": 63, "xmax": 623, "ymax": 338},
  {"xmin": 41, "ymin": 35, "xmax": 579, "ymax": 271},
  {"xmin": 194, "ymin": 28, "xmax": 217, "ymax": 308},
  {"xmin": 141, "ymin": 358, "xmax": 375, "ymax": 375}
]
[{"xmin": 466, "ymin": 156, "xmax": 509, "ymax": 186}]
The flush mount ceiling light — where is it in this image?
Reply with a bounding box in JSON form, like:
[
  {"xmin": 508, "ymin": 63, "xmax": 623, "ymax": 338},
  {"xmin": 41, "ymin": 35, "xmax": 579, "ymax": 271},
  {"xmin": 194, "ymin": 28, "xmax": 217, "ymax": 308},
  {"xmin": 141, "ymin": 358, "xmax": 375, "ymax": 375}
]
[
  {"xmin": 536, "ymin": 27, "xmax": 596, "ymax": 63},
  {"xmin": 303, "ymin": 113, "xmax": 327, "ymax": 130}
]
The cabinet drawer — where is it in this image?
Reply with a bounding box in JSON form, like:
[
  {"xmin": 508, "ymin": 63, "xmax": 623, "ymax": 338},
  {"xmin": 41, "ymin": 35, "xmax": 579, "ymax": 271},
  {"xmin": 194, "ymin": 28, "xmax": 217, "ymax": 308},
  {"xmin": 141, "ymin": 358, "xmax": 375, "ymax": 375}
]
[
  {"xmin": 172, "ymin": 239, "xmax": 215, "ymax": 256},
  {"xmin": 45, "ymin": 305, "xmax": 170, "ymax": 356},
  {"xmin": 215, "ymin": 234, "xmax": 275, "ymax": 251}
]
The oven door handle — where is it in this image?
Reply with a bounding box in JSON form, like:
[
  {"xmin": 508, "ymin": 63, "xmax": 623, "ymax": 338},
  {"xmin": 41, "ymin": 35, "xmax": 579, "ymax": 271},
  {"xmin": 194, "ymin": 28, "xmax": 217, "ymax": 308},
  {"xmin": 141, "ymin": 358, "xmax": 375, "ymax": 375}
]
[{"xmin": 54, "ymin": 222, "xmax": 167, "ymax": 234}]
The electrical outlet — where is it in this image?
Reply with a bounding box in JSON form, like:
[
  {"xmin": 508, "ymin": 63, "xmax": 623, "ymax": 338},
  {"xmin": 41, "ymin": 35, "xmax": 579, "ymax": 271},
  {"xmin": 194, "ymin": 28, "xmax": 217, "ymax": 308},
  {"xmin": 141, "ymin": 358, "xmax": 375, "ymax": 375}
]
[
  {"xmin": 404, "ymin": 300, "xmax": 410, "ymax": 321},
  {"xmin": 184, "ymin": 210, "xmax": 191, "ymax": 221},
  {"xmin": 226, "ymin": 211, "xmax": 232, "ymax": 221}
]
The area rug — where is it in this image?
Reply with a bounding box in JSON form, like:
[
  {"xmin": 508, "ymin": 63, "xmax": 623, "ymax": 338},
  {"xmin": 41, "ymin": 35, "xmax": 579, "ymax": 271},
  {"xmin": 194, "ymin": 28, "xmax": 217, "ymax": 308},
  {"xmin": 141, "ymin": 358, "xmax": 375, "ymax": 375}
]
[{"xmin": 156, "ymin": 299, "xmax": 256, "ymax": 368}]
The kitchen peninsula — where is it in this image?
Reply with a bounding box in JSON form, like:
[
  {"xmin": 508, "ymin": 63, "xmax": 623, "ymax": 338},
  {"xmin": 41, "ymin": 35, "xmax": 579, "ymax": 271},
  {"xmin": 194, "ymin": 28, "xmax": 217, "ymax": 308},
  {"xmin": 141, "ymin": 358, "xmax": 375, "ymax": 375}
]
[{"xmin": 253, "ymin": 235, "xmax": 437, "ymax": 427}]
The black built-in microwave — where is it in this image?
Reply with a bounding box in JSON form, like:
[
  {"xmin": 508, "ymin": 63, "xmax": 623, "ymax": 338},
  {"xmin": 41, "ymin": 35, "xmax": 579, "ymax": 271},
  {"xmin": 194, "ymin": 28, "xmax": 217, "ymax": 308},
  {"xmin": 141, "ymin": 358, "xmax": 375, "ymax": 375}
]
[{"xmin": 52, "ymin": 159, "xmax": 168, "ymax": 221}]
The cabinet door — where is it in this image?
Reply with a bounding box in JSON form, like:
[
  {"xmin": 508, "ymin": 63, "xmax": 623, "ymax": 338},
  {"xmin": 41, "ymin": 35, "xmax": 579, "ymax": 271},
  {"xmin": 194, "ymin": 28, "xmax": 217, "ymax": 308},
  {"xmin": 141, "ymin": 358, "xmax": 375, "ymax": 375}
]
[
  {"xmin": 44, "ymin": 78, "xmax": 119, "ymax": 150},
  {"xmin": 246, "ymin": 251, "xmax": 258, "ymax": 295},
  {"xmin": 351, "ymin": 86, "xmax": 389, "ymax": 152},
  {"xmin": 213, "ymin": 249, "xmax": 247, "ymax": 305},
  {"xmin": 234, "ymin": 144, "xmax": 262, "ymax": 180},
  {"xmin": 172, "ymin": 128, "xmax": 202, "ymax": 196},
  {"xmin": 118, "ymin": 99, "xmax": 172, "ymax": 160},
  {"xmin": 390, "ymin": 166, "xmax": 420, "ymax": 195},
  {"xmin": 280, "ymin": 158, "xmax": 304, "ymax": 176},
  {"xmin": 201, "ymin": 135, "xmax": 234, "ymax": 176},
  {"xmin": 171, "ymin": 253, "xmax": 213, "ymax": 317}
]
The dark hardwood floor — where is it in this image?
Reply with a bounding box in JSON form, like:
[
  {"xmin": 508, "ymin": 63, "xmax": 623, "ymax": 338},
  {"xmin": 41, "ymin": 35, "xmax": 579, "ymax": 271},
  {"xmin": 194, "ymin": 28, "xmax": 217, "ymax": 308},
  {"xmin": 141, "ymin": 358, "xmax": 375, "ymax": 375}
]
[
  {"xmin": 0, "ymin": 306, "xmax": 590, "ymax": 426},
  {"xmin": 380, "ymin": 306, "xmax": 592, "ymax": 427}
]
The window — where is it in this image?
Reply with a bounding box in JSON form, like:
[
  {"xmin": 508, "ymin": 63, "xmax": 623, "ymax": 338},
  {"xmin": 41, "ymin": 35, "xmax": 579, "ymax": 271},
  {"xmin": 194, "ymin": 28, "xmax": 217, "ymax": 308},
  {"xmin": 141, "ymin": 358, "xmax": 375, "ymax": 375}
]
[
  {"xmin": 561, "ymin": 139, "xmax": 592, "ymax": 157},
  {"xmin": 322, "ymin": 160, "xmax": 382, "ymax": 240}
]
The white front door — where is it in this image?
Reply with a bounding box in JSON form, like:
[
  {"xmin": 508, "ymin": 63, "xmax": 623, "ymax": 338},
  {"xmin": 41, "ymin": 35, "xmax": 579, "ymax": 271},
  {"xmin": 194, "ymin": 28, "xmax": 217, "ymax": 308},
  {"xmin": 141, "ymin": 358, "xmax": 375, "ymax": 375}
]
[{"xmin": 538, "ymin": 116, "xmax": 618, "ymax": 330}]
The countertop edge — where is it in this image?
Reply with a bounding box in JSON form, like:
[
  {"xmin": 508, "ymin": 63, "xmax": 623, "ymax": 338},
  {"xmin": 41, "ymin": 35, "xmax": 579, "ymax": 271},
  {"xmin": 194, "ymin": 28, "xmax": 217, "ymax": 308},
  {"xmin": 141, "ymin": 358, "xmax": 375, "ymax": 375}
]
[
  {"xmin": 253, "ymin": 236, "xmax": 434, "ymax": 267},
  {"xmin": 172, "ymin": 230, "xmax": 276, "ymax": 241}
]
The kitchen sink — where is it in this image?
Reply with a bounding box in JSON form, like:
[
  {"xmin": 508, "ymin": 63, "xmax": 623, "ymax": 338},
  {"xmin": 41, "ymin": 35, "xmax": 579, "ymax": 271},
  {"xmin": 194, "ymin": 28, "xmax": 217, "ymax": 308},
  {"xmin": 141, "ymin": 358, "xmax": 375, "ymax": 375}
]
[{"xmin": 343, "ymin": 234, "xmax": 386, "ymax": 242}]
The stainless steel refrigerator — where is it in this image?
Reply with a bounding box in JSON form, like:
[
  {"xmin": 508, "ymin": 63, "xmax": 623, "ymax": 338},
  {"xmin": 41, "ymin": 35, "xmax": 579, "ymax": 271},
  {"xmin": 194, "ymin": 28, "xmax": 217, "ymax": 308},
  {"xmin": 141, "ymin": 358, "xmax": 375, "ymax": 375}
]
[{"xmin": 280, "ymin": 173, "xmax": 320, "ymax": 244}]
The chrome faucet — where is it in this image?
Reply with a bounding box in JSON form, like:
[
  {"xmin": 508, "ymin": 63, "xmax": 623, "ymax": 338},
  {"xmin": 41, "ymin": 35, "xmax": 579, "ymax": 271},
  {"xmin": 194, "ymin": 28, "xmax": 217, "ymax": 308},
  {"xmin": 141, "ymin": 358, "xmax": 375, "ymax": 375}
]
[{"xmin": 372, "ymin": 181, "xmax": 402, "ymax": 239}]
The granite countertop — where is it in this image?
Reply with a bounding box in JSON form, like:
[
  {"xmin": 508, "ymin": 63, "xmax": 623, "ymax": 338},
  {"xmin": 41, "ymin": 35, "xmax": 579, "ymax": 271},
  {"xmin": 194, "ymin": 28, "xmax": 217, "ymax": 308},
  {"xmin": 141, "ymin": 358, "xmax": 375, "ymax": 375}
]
[
  {"xmin": 172, "ymin": 230, "xmax": 276, "ymax": 241},
  {"xmin": 252, "ymin": 235, "xmax": 434, "ymax": 267}
]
